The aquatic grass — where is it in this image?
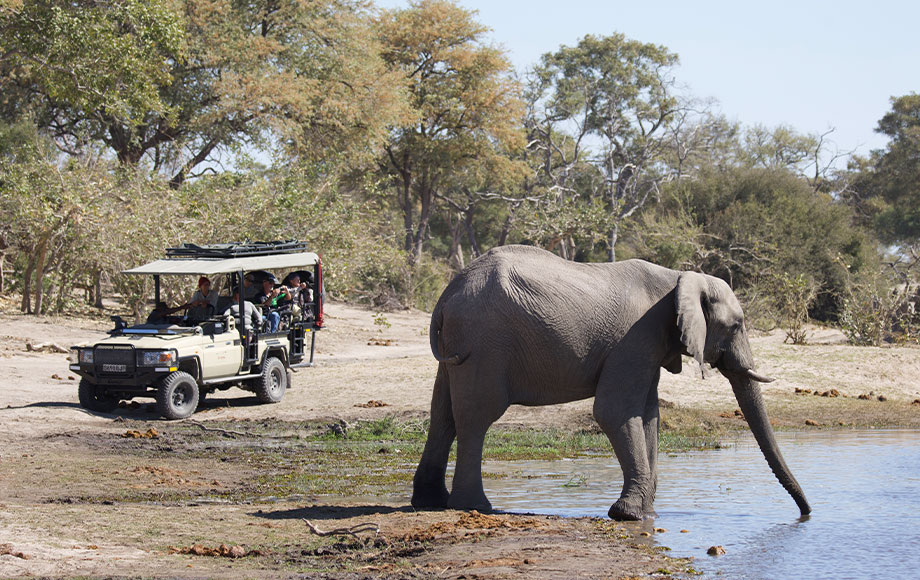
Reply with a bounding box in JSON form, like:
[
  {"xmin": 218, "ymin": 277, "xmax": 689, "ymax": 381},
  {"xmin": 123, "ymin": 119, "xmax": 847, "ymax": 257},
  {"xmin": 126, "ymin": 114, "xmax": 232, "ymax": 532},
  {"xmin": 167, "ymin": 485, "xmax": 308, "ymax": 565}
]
[{"xmin": 483, "ymin": 428, "xmax": 611, "ymax": 460}]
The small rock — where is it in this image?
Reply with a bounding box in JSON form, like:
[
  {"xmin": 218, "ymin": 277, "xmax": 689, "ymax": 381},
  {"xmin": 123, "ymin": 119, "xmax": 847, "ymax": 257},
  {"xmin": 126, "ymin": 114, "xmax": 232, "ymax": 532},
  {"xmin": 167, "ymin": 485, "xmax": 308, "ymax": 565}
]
[
  {"xmin": 877, "ymin": 395, "xmax": 887, "ymax": 402},
  {"xmin": 707, "ymin": 545, "xmax": 726, "ymax": 556},
  {"xmin": 654, "ymin": 527, "xmax": 667, "ymax": 533},
  {"xmin": 680, "ymin": 529, "xmax": 690, "ymax": 534},
  {"xmin": 911, "ymin": 399, "xmax": 920, "ymax": 406},
  {"xmin": 805, "ymin": 420, "xmax": 821, "ymax": 427},
  {"xmin": 858, "ymin": 394, "xmax": 871, "ymax": 400}
]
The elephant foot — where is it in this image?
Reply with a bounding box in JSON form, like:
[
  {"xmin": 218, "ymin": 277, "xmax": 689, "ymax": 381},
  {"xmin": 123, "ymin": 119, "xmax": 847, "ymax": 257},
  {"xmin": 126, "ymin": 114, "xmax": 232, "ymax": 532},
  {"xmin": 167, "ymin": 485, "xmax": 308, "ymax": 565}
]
[
  {"xmin": 412, "ymin": 464, "xmax": 451, "ymax": 509},
  {"xmin": 608, "ymin": 499, "xmax": 645, "ymax": 521},
  {"xmin": 411, "ymin": 479, "xmax": 450, "ymax": 509},
  {"xmin": 447, "ymin": 492, "xmax": 492, "ymax": 513}
]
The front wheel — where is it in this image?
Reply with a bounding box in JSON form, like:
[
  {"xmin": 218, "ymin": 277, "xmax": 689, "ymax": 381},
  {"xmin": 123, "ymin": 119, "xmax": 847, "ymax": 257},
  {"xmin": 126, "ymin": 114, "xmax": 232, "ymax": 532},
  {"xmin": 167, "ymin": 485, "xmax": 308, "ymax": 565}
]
[
  {"xmin": 256, "ymin": 357, "xmax": 286, "ymax": 403},
  {"xmin": 78, "ymin": 379, "xmax": 118, "ymax": 413},
  {"xmin": 156, "ymin": 371, "xmax": 199, "ymax": 420}
]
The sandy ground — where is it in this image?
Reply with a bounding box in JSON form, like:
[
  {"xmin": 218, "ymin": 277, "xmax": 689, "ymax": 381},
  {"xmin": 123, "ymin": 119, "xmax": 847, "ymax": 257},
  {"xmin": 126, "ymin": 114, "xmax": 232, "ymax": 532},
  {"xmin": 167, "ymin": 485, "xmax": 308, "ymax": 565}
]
[{"xmin": 1, "ymin": 301, "xmax": 919, "ymax": 578}]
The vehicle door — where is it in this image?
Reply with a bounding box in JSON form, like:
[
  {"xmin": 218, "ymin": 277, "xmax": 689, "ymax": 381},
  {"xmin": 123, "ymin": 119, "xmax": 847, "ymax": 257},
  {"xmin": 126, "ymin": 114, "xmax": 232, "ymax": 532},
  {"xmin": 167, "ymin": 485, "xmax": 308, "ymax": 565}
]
[{"xmin": 201, "ymin": 319, "xmax": 244, "ymax": 379}]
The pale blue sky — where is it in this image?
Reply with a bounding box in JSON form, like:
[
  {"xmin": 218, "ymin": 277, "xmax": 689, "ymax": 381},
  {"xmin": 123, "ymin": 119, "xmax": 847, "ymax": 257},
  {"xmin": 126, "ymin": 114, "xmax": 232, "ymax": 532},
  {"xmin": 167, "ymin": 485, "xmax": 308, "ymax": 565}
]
[{"xmin": 376, "ymin": 0, "xmax": 918, "ymax": 159}]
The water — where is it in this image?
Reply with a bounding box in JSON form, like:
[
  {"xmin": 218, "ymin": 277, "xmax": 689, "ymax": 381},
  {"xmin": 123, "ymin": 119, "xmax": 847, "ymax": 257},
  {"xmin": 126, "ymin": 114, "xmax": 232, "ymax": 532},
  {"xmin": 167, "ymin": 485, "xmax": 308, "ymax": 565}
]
[{"xmin": 481, "ymin": 429, "xmax": 920, "ymax": 579}]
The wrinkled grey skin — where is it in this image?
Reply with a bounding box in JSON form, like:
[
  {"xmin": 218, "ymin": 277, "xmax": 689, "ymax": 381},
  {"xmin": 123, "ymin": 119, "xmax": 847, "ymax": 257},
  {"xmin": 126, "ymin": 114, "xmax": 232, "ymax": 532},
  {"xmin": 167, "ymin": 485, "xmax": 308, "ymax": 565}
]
[{"xmin": 412, "ymin": 245, "xmax": 810, "ymax": 520}]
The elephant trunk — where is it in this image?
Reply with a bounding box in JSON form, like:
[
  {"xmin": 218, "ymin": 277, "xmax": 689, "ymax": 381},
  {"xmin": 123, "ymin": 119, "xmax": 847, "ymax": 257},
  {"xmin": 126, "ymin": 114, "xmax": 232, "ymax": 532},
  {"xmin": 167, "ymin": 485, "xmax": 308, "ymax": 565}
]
[{"xmin": 728, "ymin": 373, "xmax": 811, "ymax": 516}]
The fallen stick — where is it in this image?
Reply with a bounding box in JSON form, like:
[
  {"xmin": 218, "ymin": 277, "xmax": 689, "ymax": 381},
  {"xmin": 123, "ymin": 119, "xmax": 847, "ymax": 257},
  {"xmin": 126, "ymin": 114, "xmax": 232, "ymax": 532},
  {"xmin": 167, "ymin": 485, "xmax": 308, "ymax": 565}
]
[
  {"xmin": 303, "ymin": 519, "xmax": 379, "ymax": 539},
  {"xmin": 186, "ymin": 420, "xmax": 249, "ymax": 437}
]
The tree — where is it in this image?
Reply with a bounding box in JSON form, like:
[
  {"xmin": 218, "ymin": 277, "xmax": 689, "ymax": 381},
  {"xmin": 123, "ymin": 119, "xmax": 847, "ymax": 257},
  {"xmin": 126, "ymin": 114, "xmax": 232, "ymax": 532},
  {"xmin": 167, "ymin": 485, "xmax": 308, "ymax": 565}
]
[
  {"xmin": 634, "ymin": 166, "xmax": 871, "ymax": 322},
  {"xmin": 376, "ymin": 0, "xmax": 524, "ymax": 265},
  {"xmin": 853, "ymin": 93, "xmax": 920, "ymax": 247},
  {"xmin": 530, "ymin": 33, "xmax": 682, "ymax": 261},
  {"xmin": 2, "ymin": 0, "xmax": 407, "ymax": 185}
]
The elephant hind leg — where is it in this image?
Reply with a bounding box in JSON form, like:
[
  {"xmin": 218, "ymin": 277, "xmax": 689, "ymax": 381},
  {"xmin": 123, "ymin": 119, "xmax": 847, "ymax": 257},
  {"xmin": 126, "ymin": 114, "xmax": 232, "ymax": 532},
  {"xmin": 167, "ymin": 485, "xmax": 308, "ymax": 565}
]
[{"xmin": 412, "ymin": 364, "xmax": 455, "ymax": 508}]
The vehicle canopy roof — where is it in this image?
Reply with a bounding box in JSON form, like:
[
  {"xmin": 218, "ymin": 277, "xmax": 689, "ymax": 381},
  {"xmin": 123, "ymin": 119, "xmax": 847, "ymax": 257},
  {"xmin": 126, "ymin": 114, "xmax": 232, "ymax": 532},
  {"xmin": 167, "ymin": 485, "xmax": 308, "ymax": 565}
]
[{"xmin": 122, "ymin": 242, "xmax": 319, "ymax": 276}]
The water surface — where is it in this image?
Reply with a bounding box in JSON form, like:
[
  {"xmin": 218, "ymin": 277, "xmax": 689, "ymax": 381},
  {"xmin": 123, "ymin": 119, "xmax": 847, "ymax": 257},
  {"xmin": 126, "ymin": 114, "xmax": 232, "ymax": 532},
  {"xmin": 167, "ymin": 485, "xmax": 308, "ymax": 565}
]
[{"xmin": 482, "ymin": 429, "xmax": 920, "ymax": 579}]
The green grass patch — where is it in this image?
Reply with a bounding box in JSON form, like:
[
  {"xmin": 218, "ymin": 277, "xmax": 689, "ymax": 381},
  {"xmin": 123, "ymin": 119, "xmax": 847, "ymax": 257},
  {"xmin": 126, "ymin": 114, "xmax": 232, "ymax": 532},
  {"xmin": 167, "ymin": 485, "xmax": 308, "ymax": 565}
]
[{"xmin": 84, "ymin": 415, "xmax": 745, "ymax": 505}]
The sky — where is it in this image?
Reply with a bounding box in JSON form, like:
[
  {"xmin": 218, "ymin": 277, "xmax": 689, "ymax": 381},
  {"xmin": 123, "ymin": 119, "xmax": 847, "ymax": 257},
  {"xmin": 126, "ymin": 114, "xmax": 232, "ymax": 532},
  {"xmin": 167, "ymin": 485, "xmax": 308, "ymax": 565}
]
[{"xmin": 375, "ymin": 0, "xmax": 919, "ymax": 160}]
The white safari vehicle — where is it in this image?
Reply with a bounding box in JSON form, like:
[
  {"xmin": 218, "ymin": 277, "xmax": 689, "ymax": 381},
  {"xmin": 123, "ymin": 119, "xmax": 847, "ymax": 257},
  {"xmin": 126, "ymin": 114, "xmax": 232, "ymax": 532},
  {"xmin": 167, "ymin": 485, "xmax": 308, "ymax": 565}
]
[{"xmin": 69, "ymin": 241, "xmax": 324, "ymax": 420}]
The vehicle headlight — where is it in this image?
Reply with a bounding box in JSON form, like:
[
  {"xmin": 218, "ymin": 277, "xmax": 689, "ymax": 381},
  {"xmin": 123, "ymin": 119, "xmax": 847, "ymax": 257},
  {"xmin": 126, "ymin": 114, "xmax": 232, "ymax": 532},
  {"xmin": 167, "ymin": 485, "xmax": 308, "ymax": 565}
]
[
  {"xmin": 138, "ymin": 350, "xmax": 177, "ymax": 367},
  {"xmin": 78, "ymin": 348, "xmax": 94, "ymax": 364}
]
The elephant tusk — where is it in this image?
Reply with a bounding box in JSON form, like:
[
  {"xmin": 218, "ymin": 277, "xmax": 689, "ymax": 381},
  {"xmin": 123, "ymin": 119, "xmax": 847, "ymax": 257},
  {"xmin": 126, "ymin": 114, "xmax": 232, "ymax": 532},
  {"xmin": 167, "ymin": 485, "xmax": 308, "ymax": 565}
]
[{"xmin": 745, "ymin": 368, "xmax": 775, "ymax": 383}]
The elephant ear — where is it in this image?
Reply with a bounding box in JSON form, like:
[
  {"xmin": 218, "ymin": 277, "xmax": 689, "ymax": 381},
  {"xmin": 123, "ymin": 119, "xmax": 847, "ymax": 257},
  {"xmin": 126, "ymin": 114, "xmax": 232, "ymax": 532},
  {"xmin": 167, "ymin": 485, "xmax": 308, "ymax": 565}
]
[{"xmin": 676, "ymin": 271, "xmax": 708, "ymax": 378}]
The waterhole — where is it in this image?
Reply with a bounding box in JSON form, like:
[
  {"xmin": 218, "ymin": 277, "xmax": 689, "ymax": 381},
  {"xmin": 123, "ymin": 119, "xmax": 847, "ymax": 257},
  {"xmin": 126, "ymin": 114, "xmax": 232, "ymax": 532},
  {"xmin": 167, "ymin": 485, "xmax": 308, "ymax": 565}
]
[{"xmin": 482, "ymin": 429, "xmax": 920, "ymax": 579}]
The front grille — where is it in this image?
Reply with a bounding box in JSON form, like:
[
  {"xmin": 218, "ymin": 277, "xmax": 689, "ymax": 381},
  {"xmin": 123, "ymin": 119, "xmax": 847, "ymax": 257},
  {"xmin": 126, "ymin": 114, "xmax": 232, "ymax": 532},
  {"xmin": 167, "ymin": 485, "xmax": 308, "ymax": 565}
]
[{"xmin": 95, "ymin": 345, "xmax": 135, "ymax": 374}]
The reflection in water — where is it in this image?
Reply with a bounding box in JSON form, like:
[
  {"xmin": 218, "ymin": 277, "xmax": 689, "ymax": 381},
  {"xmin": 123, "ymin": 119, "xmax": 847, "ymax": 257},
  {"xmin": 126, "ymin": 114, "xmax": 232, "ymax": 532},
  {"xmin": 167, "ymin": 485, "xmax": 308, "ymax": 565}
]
[{"xmin": 482, "ymin": 430, "xmax": 920, "ymax": 580}]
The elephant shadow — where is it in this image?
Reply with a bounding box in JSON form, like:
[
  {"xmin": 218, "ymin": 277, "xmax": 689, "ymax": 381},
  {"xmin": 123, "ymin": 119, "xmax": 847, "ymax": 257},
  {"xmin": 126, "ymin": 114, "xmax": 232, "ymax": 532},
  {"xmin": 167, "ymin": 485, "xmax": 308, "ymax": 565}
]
[{"xmin": 251, "ymin": 504, "xmax": 414, "ymax": 522}]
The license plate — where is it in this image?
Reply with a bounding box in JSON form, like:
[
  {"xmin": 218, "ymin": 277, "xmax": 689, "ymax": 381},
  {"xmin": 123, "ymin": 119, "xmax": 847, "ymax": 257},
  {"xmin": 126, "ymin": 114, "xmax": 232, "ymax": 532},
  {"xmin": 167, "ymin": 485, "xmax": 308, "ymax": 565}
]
[{"xmin": 102, "ymin": 363, "xmax": 126, "ymax": 373}]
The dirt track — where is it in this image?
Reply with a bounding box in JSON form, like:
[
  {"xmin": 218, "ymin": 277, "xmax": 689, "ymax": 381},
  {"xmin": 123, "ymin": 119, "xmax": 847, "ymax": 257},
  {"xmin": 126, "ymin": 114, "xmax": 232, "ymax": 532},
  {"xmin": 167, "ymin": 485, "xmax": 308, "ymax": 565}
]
[{"xmin": 2, "ymin": 302, "xmax": 919, "ymax": 578}]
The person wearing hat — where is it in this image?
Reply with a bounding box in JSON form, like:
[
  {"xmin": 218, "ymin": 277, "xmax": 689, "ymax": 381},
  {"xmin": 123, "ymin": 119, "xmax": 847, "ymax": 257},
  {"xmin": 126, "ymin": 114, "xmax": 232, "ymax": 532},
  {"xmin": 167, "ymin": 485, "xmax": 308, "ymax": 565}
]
[
  {"xmin": 253, "ymin": 276, "xmax": 288, "ymax": 332},
  {"xmin": 185, "ymin": 276, "xmax": 219, "ymax": 322}
]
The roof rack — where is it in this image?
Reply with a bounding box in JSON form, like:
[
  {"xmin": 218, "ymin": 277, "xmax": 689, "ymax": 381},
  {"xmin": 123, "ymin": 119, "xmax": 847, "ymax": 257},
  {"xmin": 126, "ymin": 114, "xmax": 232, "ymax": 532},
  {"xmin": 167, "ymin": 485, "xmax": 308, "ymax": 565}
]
[{"xmin": 165, "ymin": 241, "xmax": 309, "ymax": 259}]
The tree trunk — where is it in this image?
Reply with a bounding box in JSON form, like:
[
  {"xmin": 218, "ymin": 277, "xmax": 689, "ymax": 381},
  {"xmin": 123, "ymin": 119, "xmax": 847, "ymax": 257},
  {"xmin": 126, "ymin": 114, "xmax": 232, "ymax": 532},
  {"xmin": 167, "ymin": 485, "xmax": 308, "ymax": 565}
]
[
  {"xmin": 463, "ymin": 205, "xmax": 482, "ymax": 259},
  {"xmin": 607, "ymin": 222, "xmax": 619, "ymax": 262},
  {"xmin": 32, "ymin": 237, "xmax": 50, "ymax": 315},
  {"xmin": 409, "ymin": 181, "xmax": 434, "ymax": 266},
  {"xmin": 21, "ymin": 259, "xmax": 34, "ymax": 314},
  {"xmin": 0, "ymin": 233, "xmax": 7, "ymax": 294},
  {"xmin": 94, "ymin": 270, "xmax": 104, "ymax": 309},
  {"xmin": 448, "ymin": 213, "xmax": 465, "ymax": 272}
]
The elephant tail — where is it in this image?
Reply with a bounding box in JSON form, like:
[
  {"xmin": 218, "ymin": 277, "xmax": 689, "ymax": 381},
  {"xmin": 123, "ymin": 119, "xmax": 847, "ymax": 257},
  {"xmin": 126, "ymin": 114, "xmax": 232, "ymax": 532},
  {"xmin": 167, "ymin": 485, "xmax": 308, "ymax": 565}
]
[{"xmin": 429, "ymin": 303, "xmax": 467, "ymax": 365}]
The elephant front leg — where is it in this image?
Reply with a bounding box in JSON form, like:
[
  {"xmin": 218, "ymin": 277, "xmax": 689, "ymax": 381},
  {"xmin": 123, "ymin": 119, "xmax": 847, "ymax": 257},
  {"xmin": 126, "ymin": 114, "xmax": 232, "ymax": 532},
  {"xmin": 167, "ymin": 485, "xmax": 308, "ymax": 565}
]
[
  {"xmin": 595, "ymin": 368, "xmax": 658, "ymax": 521},
  {"xmin": 606, "ymin": 416, "xmax": 654, "ymax": 520}
]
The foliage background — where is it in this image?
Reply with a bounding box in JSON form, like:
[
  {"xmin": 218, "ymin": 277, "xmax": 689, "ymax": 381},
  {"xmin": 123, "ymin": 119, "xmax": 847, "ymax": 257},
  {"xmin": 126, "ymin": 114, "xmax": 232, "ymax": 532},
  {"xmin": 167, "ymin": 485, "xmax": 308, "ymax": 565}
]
[{"xmin": 1, "ymin": 0, "xmax": 918, "ymax": 344}]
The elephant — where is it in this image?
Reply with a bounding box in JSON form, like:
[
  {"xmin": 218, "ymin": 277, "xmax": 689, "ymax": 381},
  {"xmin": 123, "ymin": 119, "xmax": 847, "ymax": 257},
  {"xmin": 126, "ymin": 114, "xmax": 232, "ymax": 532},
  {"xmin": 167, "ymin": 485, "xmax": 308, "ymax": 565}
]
[{"xmin": 412, "ymin": 245, "xmax": 810, "ymax": 520}]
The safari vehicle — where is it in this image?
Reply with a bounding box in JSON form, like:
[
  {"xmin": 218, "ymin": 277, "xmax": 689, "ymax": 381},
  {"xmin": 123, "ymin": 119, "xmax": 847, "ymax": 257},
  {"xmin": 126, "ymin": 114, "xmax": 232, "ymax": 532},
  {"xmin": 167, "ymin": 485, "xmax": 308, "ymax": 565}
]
[{"xmin": 69, "ymin": 241, "xmax": 324, "ymax": 420}]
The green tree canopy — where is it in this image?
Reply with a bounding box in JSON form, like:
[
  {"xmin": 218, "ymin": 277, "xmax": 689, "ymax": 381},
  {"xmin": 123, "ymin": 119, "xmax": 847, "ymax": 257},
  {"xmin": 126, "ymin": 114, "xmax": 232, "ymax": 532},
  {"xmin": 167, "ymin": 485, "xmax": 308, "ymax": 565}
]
[
  {"xmin": 376, "ymin": 0, "xmax": 525, "ymax": 265},
  {"xmin": 2, "ymin": 0, "xmax": 408, "ymax": 185},
  {"xmin": 527, "ymin": 33, "xmax": 682, "ymax": 261},
  {"xmin": 632, "ymin": 166, "xmax": 870, "ymax": 321},
  {"xmin": 853, "ymin": 93, "xmax": 920, "ymax": 246}
]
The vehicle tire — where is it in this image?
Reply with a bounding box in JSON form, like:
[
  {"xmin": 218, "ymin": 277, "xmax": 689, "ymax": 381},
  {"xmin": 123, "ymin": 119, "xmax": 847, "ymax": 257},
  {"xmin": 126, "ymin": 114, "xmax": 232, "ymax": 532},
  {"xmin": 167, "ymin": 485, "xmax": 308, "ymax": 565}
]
[
  {"xmin": 156, "ymin": 371, "xmax": 199, "ymax": 420},
  {"xmin": 256, "ymin": 357, "xmax": 286, "ymax": 403},
  {"xmin": 78, "ymin": 379, "xmax": 118, "ymax": 413}
]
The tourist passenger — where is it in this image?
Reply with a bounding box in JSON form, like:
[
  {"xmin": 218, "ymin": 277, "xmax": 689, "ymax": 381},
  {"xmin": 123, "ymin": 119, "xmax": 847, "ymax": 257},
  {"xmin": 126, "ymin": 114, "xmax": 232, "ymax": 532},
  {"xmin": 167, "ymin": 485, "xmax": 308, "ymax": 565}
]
[
  {"xmin": 285, "ymin": 272, "xmax": 313, "ymax": 321},
  {"xmin": 146, "ymin": 301, "xmax": 182, "ymax": 325},
  {"xmin": 253, "ymin": 277, "xmax": 287, "ymax": 333},
  {"xmin": 186, "ymin": 276, "xmax": 219, "ymax": 322},
  {"xmin": 223, "ymin": 288, "xmax": 260, "ymax": 333}
]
